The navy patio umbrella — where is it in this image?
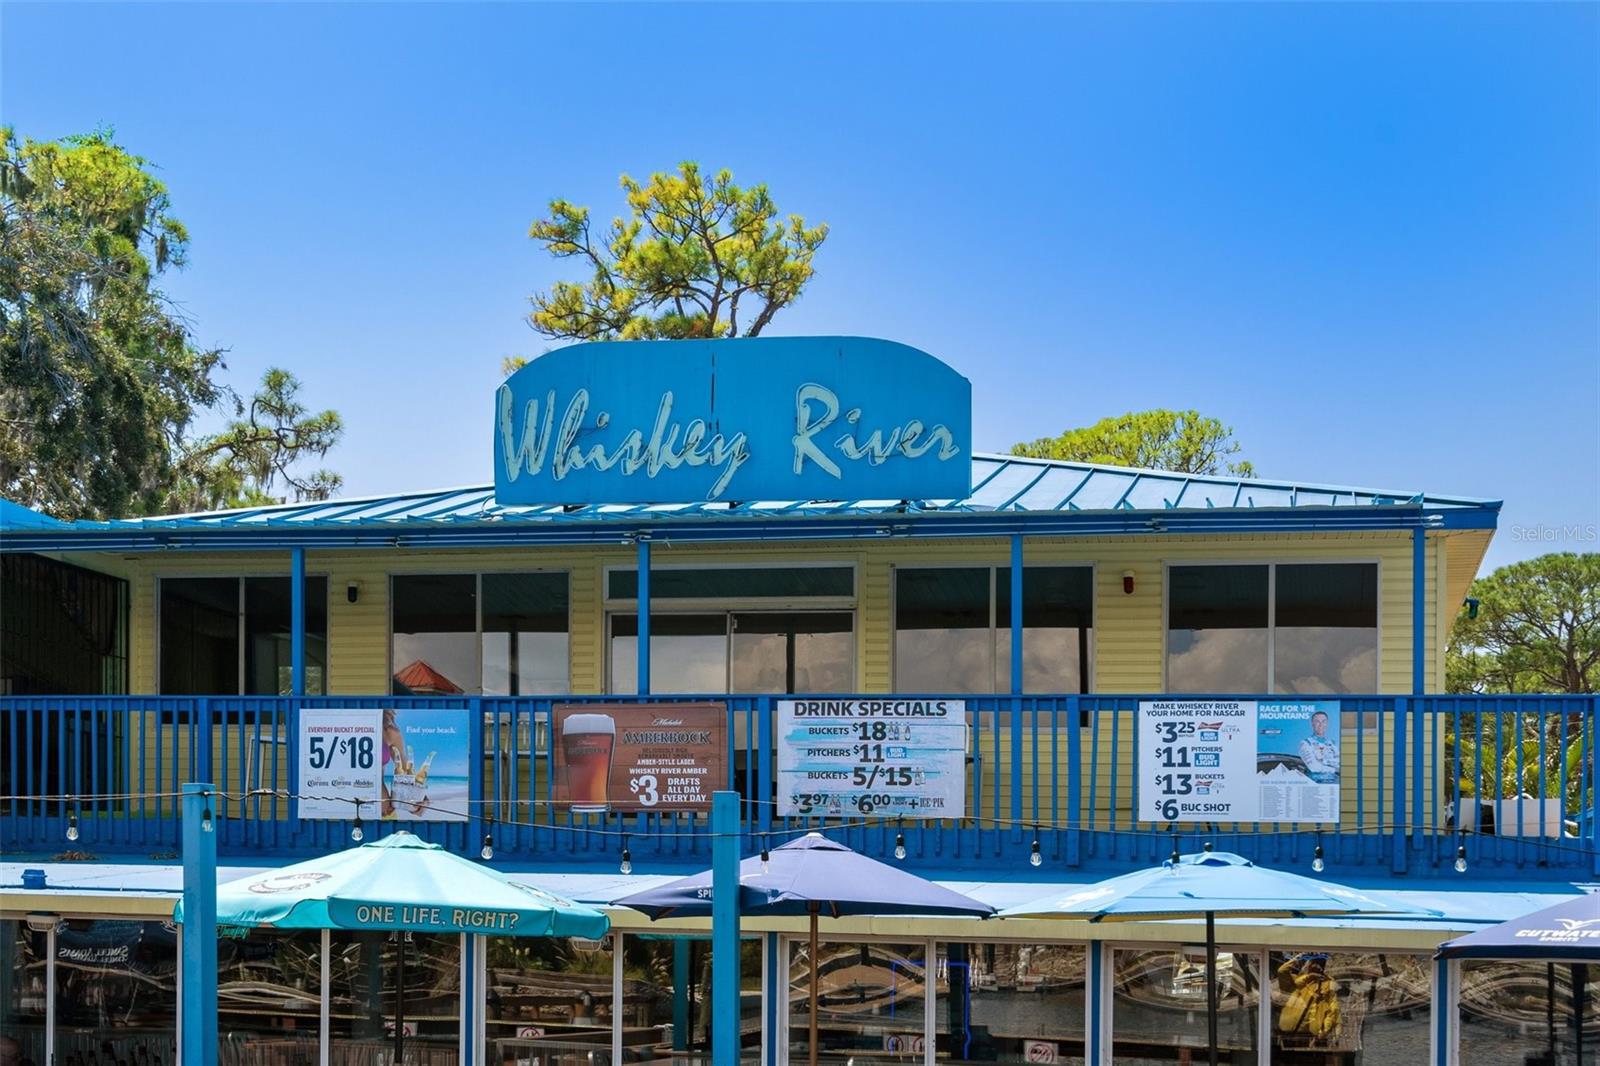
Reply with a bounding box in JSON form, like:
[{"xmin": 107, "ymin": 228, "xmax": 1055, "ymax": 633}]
[
  {"xmin": 611, "ymin": 832, "xmax": 995, "ymax": 1066},
  {"xmin": 1439, "ymin": 892, "xmax": 1600, "ymax": 1064}
]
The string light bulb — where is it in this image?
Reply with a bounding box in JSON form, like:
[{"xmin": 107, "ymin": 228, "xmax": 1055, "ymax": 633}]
[
  {"xmin": 760, "ymin": 846, "xmax": 771, "ymax": 875},
  {"xmin": 65, "ymin": 809, "xmax": 79, "ymax": 842},
  {"xmin": 1170, "ymin": 841, "xmax": 1181, "ymax": 866},
  {"xmin": 350, "ymin": 801, "xmax": 364, "ymax": 843},
  {"xmin": 201, "ymin": 804, "xmax": 215, "ymax": 834},
  {"xmin": 480, "ymin": 833, "xmax": 494, "ymax": 861},
  {"xmin": 1454, "ymin": 844, "xmax": 1468, "ymax": 874},
  {"xmin": 1311, "ymin": 844, "xmax": 1324, "ymax": 873},
  {"xmin": 620, "ymin": 845, "xmax": 633, "ymax": 876},
  {"xmin": 894, "ymin": 832, "xmax": 907, "ymax": 861},
  {"xmin": 1029, "ymin": 835, "xmax": 1042, "ymax": 867},
  {"xmin": 1202, "ymin": 841, "xmax": 1214, "ymax": 853}
]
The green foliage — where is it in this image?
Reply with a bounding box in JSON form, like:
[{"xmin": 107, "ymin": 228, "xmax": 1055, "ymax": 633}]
[
  {"xmin": 1446, "ymin": 552, "xmax": 1600, "ymax": 694},
  {"xmin": 1012, "ymin": 409, "xmax": 1255, "ymax": 476},
  {"xmin": 0, "ymin": 126, "xmax": 340, "ymax": 519},
  {"xmin": 526, "ymin": 162, "xmax": 829, "ymax": 344}
]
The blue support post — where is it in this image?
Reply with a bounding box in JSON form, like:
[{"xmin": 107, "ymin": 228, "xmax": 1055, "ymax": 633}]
[
  {"xmin": 181, "ymin": 782, "xmax": 218, "ymax": 1066},
  {"xmin": 1087, "ymin": 942, "xmax": 1105, "ymax": 1065},
  {"xmin": 637, "ymin": 537, "xmax": 652, "ymax": 696},
  {"xmin": 1009, "ymin": 536, "xmax": 1025, "ymax": 830},
  {"xmin": 1392, "ymin": 698, "xmax": 1409, "ymax": 874},
  {"xmin": 765, "ymin": 932, "xmax": 781, "ymax": 1066},
  {"xmin": 291, "ymin": 546, "xmax": 307, "ymax": 697},
  {"xmin": 1065, "ymin": 695, "xmax": 1081, "ymax": 867},
  {"xmin": 711, "ymin": 790, "xmax": 741, "ymax": 1066}
]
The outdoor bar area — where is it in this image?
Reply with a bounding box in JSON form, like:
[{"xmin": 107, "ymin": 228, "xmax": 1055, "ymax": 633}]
[{"xmin": 2, "ymin": 337, "xmax": 1597, "ymax": 1066}]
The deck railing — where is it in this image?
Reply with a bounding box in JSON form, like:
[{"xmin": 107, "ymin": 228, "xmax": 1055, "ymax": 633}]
[{"xmin": 2, "ymin": 694, "xmax": 1595, "ymax": 877}]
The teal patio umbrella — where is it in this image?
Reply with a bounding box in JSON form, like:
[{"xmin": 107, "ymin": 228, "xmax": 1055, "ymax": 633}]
[
  {"xmin": 999, "ymin": 850, "xmax": 1416, "ymax": 1066},
  {"xmin": 178, "ymin": 832, "xmax": 609, "ymax": 1063}
]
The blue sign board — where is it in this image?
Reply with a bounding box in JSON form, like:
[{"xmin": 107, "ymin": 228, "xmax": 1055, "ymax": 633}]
[{"xmin": 494, "ymin": 336, "xmax": 972, "ymax": 504}]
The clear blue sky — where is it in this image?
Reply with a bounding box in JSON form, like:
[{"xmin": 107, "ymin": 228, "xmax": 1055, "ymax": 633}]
[{"xmin": 4, "ymin": 3, "xmax": 1595, "ymax": 570}]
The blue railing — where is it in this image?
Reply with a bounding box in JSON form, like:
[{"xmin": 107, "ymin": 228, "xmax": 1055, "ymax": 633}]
[{"xmin": 2, "ymin": 693, "xmax": 1595, "ymax": 877}]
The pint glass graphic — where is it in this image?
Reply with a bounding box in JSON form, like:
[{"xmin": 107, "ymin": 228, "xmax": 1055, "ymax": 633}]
[{"xmin": 562, "ymin": 713, "xmax": 616, "ymax": 810}]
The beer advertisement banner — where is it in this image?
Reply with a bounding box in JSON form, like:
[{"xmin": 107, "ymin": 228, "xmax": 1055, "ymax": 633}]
[
  {"xmin": 552, "ymin": 703, "xmax": 726, "ymax": 812},
  {"xmin": 298, "ymin": 707, "xmax": 470, "ymax": 822},
  {"xmin": 775, "ymin": 698, "xmax": 967, "ymax": 819}
]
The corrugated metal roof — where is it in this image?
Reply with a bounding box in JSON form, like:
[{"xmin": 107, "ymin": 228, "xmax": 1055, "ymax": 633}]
[{"xmin": 0, "ymin": 454, "xmax": 1497, "ymax": 540}]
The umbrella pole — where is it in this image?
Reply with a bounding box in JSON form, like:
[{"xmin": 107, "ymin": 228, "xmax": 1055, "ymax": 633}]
[
  {"xmin": 395, "ymin": 932, "xmax": 406, "ymax": 1066},
  {"xmin": 809, "ymin": 903, "xmax": 820, "ymax": 1066},
  {"xmin": 1205, "ymin": 911, "xmax": 1219, "ymax": 1066}
]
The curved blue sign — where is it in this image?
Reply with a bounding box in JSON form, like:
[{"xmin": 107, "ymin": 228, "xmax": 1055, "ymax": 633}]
[{"xmin": 494, "ymin": 336, "xmax": 972, "ymax": 504}]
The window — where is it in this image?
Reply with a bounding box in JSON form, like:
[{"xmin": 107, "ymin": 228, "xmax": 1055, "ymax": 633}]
[
  {"xmin": 159, "ymin": 576, "xmax": 328, "ymax": 695},
  {"xmin": 1268, "ymin": 951, "xmax": 1429, "ymax": 1065},
  {"xmin": 1, "ymin": 553, "xmax": 128, "ymax": 695},
  {"xmin": 1112, "ymin": 947, "xmax": 1258, "ymax": 1063},
  {"xmin": 606, "ymin": 566, "xmax": 856, "ymax": 695},
  {"xmin": 894, "ymin": 566, "xmax": 1093, "ymax": 693},
  {"xmin": 390, "ymin": 572, "xmax": 569, "ymax": 696},
  {"xmin": 1166, "ymin": 563, "xmax": 1377, "ymax": 694},
  {"xmin": 936, "ymin": 941, "xmax": 1086, "ymax": 1064}
]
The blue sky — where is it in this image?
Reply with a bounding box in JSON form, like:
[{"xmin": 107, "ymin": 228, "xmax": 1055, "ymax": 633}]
[{"xmin": 4, "ymin": 2, "xmax": 1595, "ymax": 570}]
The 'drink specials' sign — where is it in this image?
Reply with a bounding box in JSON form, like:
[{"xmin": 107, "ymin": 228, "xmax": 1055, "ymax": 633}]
[
  {"xmin": 1138, "ymin": 699, "xmax": 1342, "ymax": 824},
  {"xmin": 494, "ymin": 337, "xmax": 972, "ymax": 505},
  {"xmin": 776, "ymin": 699, "xmax": 967, "ymax": 818}
]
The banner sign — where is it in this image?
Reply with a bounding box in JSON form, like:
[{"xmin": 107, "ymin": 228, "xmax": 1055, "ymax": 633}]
[
  {"xmin": 552, "ymin": 702, "xmax": 726, "ymax": 812},
  {"xmin": 298, "ymin": 707, "xmax": 470, "ymax": 822},
  {"xmin": 776, "ymin": 699, "xmax": 967, "ymax": 818},
  {"xmin": 1138, "ymin": 699, "xmax": 1340, "ymax": 824},
  {"xmin": 494, "ymin": 337, "xmax": 972, "ymax": 505}
]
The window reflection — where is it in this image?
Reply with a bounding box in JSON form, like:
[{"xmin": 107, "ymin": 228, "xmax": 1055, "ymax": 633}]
[
  {"xmin": 732, "ymin": 613, "xmax": 854, "ymax": 693},
  {"xmin": 1459, "ymin": 960, "xmax": 1598, "ymax": 1066},
  {"xmin": 327, "ymin": 931, "xmax": 459, "ymax": 1065},
  {"xmin": 392, "ymin": 574, "xmax": 478, "ymax": 696},
  {"xmin": 217, "ymin": 929, "xmax": 322, "ymax": 1063},
  {"xmin": 936, "ymin": 942, "xmax": 1086, "ymax": 1064},
  {"xmin": 895, "ymin": 568, "xmax": 994, "ymax": 693},
  {"xmin": 484, "ymin": 936, "xmax": 611, "ymax": 1064},
  {"xmin": 1267, "ymin": 951, "xmax": 1429, "ymax": 1064},
  {"xmin": 54, "ymin": 920, "xmax": 178, "ymax": 1066},
  {"xmin": 482, "ymin": 573, "xmax": 570, "ymax": 696},
  {"xmin": 1275, "ymin": 565, "xmax": 1378, "ymax": 694},
  {"xmin": 788, "ymin": 940, "xmax": 926, "ymax": 1063},
  {"xmin": 610, "ymin": 614, "xmax": 729, "ymax": 694},
  {"xmin": 1111, "ymin": 947, "xmax": 1258, "ymax": 1064},
  {"xmin": 1167, "ymin": 565, "xmax": 1269, "ymax": 693},
  {"xmin": 1, "ymin": 920, "xmax": 49, "ymax": 1066},
  {"xmin": 621, "ymin": 936, "xmax": 762, "ymax": 1063}
]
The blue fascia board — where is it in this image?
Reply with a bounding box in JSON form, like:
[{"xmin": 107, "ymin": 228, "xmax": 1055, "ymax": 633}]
[{"xmin": 0, "ymin": 501, "xmax": 1500, "ymax": 554}]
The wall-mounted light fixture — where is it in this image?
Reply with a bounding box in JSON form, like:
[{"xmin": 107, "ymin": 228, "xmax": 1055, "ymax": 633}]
[
  {"xmin": 1122, "ymin": 570, "xmax": 1136, "ymax": 595},
  {"xmin": 346, "ymin": 580, "xmax": 361, "ymax": 605},
  {"xmin": 25, "ymin": 913, "xmax": 60, "ymax": 933},
  {"xmin": 1463, "ymin": 597, "xmax": 1480, "ymax": 620}
]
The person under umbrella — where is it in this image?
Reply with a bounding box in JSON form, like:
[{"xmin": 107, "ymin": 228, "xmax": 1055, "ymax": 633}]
[
  {"xmin": 999, "ymin": 848, "xmax": 1419, "ymax": 1066},
  {"xmin": 610, "ymin": 831, "xmax": 994, "ymax": 1066}
]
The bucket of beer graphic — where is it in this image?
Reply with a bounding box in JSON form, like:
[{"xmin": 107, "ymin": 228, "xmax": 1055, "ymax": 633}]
[
  {"xmin": 561, "ymin": 713, "xmax": 616, "ymax": 812},
  {"xmin": 390, "ymin": 772, "xmax": 428, "ymax": 809}
]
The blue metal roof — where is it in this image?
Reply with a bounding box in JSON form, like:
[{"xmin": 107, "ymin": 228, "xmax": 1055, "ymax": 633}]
[{"xmin": 0, "ymin": 454, "xmax": 1501, "ymax": 552}]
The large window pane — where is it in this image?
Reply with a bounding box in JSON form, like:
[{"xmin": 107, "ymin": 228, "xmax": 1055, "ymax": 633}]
[
  {"xmin": 1274, "ymin": 564, "xmax": 1378, "ymax": 694},
  {"xmin": 610, "ymin": 614, "xmax": 729, "ymax": 694},
  {"xmin": 1111, "ymin": 947, "xmax": 1258, "ymax": 1064},
  {"xmin": 482, "ymin": 572, "xmax": 570, "ymax": 695},
  {"xmin": 218, "ymin": 928, "xmax": 322, "ymax": 1062},
  {"xmin": 732, "ymin": 612, "xmax": 855, "ymax": 693},
  {"xmin": 392, "ymin": 574, "xmax": 478, "ymax": 695},
  {"xmin": 485, "ymin": 935, "xmax": 612, "ymax": 1063},
  {"xmin": 1, "ymin": 553, "xmax": 128, "ymax": 695},
  {"xmin": 54, "ymin": 920, "xmax": 177, "ymax": 1065},
  {"xmin": 1266, "ymin": 951, "xmax": 1429, "ymax": 1065},
  {"xmin": 895, "ymin": 568, "xmax": 993, "ymax": 693},
  {"xmin": 789, "ymin": 940, "xmax": 926, "ymax": 1063},
  {"xmin": 609, "ymin": 566, "xmax": 853, "ymax": 601},
  {"xmin": 1167, "ymin": 565, "xmax": 1269, "ymax": 693},
  {"xmin": 1, "ymin": 920, "xmax": 48, "ymax": 1066},
  {"xmin": 160, "ymin": 577, "xmax": 239, "ymax": 695},
  {"xmin": 621, "ymin": 936, "xmax": 762, "ymax": 1063},
  {"xmin": 997, "ymin": 567, "xmax": 1094, "ymax": 693},
  {"xmin": 1459, "ymin": 960, "xmax": 1599, "ymax": 1065},
  {"xmin": 937, "ymin": 942, "xmax": 1086, "ymax": 1064},
  {"xmin": 243, "ymin": 576, "xmax": 328, "ymax": 695},
  {"xmin": 328, "ymin": 930, "xmax": 460, "ymax": 1065}
]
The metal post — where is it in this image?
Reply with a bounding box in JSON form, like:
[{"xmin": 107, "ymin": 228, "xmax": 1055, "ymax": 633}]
[
  {"xmin": 711, "ymin": 790, "xmax": 741, "ymax": 1066},
  {"xmin": 673, "ymin": 938, "xmax": 691, "ymax": 1050},
  {"xmin": 637, "ymin": 537, "xmax": 652, "ymax": 696},
  {"xmin": 291, "ymin": 546, "xmax": 307, "ymax": 697},
  {"xmin": 1432, "ymin": 956, "xmax": 1451, "ymax": 1066},
  {"xmin": 1009, "ymin": 535, "xmax": 1025, "ymax": 829},
  {"xmin": 181, "ymin": 782, "xmax": 218, "ymax": 1066},
  {"xmin": 320, "ymin": 929, "xmax": 331, "ymax": 1066},
  {"xmin": 1086, "ymin": 942, "xmax": 1105, "ymax": 1065},
  {"xmin": 1393, "ymin": 698, "xmax": 1409, "ymax": 874},
  {"xmin": 1205, "ymin": 912, "xmax": 1218, "ymax": 1066}
]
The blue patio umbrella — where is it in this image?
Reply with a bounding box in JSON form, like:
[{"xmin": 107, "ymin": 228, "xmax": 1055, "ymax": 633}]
[
  {"xmin": 1439, "ymin": 893, "xmax": 1600, "ymax": 1065},
  {"xmin": 999, "ymin": 850, "xmax": 1414, "ymax": 1066},
  {"xmin": 178, "ymin": 832, "xmax": 609, "ymax": 1063},
  {"xmin": 611, "ymin": 832, "xmax": 994, "ymax": 1066}
]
